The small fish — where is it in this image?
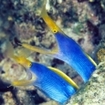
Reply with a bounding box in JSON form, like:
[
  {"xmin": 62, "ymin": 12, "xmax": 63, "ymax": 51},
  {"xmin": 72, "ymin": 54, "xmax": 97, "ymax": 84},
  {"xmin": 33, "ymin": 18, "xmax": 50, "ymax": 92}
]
[
  {"xmin": 20, "ymin": 0, "xmax": 97, "ymax": 82},
  {"xmin": 10, "ymin": 55, "xmax": 78, "ymax": 104}
]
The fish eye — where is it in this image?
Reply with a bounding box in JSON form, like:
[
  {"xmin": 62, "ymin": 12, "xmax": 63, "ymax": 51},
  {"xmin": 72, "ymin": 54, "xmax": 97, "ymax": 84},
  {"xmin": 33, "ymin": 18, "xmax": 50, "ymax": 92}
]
[{"xmin": 53, "ymin": 29, "xmax": 57, "ymax": 33}]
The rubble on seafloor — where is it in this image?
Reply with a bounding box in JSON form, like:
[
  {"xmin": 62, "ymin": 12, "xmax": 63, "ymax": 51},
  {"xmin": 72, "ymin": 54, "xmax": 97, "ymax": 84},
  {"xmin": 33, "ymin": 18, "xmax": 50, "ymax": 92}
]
[
  {"xmin": 0, "ymin": 0, "xmax": 105, "ymax": 105},
  {"xmin": 67, "ymin": 61, "xmax": 105, "ymax": 105}
]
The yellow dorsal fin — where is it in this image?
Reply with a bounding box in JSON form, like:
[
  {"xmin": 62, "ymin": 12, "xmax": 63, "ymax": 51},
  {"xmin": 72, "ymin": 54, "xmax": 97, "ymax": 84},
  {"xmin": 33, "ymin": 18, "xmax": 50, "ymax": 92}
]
[
  {"xmin": 40, "ymin": 0, "xmax": 63, "ymax": 34},
  {"xmin": 48, "ymin": 67, "xmax": 79, "ymax": 89}
]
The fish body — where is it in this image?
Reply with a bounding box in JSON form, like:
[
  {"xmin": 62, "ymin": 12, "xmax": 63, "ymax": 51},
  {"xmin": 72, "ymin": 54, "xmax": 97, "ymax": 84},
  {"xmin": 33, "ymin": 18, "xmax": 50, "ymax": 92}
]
[
  {"xmin": 9, "ymin": 54, "xmax": 77, "ymax": 104},
  {"xmin": 54, "ymin": 32, "xmax": 96, "ymax": 82},
  {"xmin": 30, "ymin": 62, "xmax": 76, "ymax": 104}
]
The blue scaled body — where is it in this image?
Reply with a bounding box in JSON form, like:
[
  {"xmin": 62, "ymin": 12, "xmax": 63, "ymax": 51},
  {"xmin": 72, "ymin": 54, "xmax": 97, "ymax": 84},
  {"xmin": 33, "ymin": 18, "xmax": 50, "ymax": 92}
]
[
  {"xmin": 54, "ymin": 32, "xmax": 96, "ymax": 82},
  {"xmin": 30, "ymin": 62, "xmax": 76, "ymax": 104}
]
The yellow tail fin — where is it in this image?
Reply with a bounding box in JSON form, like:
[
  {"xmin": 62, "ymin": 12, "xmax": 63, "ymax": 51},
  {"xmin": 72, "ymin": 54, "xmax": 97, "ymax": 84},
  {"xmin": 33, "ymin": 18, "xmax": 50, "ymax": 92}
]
[
  {"xmin": 6, "ymin": 40, "xmax": 31, "ymax": 68},
  {"xmin": 22, "ymin": 43, "xmax": 58, "ymax": 55}
]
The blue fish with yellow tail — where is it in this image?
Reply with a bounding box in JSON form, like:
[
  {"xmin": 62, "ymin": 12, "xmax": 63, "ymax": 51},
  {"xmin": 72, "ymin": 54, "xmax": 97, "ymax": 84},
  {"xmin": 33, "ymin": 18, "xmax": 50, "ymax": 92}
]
[
  {"xmin": 20, "ymin": 0, "xmax": 97, "ymax": 82},
  {"xmin": 40, "ymin": 2, "xmax": 97, "ymax": 82},
  {"xmin": 10, "ymin": 55, "xmax": 78, "ymax": 104}
]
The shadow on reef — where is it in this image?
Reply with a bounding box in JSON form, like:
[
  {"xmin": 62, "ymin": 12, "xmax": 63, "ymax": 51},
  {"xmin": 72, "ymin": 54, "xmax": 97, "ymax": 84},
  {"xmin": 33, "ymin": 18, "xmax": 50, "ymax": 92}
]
[
  {"xmin": 0, "ymin": 79, "xmax": 14, "ymax": 92},
  {"xmin": 0, "ymin": 94, "xmax": 4, "ymax": 105},
  {"xmin": 0, "ymin": 77, "xmax": 26, "ymax": 104},
  {"xmin": 27, "ymin": 89, "xmax": 47, "ymax": 105},
  {"xmin": 0, "ymin": 80, "xmax": 13, "ymax": 105}
]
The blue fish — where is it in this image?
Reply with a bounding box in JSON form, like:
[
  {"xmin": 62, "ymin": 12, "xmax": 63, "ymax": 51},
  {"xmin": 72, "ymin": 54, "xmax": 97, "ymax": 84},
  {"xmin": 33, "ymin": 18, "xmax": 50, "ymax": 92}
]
[
  {"xmin": 30, "ymin": 62, "xmax": 76, "ymax": 104},
  {"xmin": 53, "ymin": 32, "xmax": 96, "ymax": 82},
  {"xmin": 10, "ymin": 56, "xmax": 78, "ymax": 104},
  {"xmin": 20, "ymin": 1, "xmax": 97, "ymax": 82}
]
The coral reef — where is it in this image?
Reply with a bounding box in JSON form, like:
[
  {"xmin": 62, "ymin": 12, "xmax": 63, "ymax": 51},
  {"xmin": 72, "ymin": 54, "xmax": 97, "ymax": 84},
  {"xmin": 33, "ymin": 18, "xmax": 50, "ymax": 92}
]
[{"xmin": 0, "ymin": 0, "xmax": 105, "ymax": 105}]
